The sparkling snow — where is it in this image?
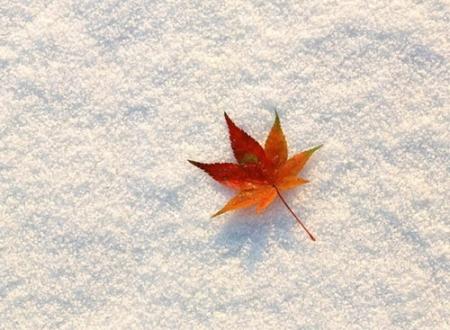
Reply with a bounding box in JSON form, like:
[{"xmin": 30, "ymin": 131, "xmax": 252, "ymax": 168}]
[{"xmin": 0, "ymin": 0, "xmax": 449, "ymax": 328}]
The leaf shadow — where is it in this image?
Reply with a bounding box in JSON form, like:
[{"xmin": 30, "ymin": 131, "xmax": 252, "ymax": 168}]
[{"xmin": 211, "ymin": 205, "xmax": 299, "ymax": 272}]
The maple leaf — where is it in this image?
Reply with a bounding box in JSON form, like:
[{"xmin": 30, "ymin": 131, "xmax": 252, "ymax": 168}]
[{"xmin": 189, "ymin": 112, "xmax": 322, "ymax": 241}]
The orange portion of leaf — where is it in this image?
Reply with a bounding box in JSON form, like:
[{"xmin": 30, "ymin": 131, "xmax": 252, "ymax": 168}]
[
  {"xmin": 278, "ymin": 176, "xmax": 309, "ymax": 190},
  {"xmin": 212, "ymin": 186, "xmax": 276, "ymax": 217},
  {"xmin": 265, "ymin": 111, "xmax": 288, "ymax": 168},
  {"xmin": 256, "ymin": 188, "xmax": 277, "ymax": 213},
  {"xmin": 276, "ymin": 145, "xmax": 322, "ymax": 180}
]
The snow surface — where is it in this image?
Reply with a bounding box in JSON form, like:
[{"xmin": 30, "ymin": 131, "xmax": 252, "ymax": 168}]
[{"xmin": 1, "ymin": 0, "xmax": 449, "ymax": 329}]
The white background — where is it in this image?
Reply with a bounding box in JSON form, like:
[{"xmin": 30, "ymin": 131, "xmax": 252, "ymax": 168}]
[{"xmin": 1, "ymin": 0, "xmax": 449, "ymax": 328}]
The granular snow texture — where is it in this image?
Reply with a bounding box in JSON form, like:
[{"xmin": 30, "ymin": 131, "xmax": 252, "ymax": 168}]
[{"xmin": 0, "ymin": 0, "xmax": 449, "ymax": 329}]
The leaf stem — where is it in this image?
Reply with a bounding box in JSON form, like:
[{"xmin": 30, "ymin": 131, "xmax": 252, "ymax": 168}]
[{"xmin": 273, "ymin": 185, "xmax": 316, "ymax": 241}]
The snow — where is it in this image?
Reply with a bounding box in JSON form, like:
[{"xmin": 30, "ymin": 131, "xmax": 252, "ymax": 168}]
[{"xmin": 1, "ymin": 0, "xmax": 449, "ymax": 328}]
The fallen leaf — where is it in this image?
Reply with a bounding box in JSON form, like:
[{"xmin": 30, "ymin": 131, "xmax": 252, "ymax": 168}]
[{"xmin": 189, "ymin": 112, "xmax": 322, "ymax": 241}]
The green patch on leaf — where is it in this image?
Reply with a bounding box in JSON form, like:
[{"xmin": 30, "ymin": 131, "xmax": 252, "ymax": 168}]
[{"xmin": 240, "ymin": 153, "xmax": 259, "ymax": 164}]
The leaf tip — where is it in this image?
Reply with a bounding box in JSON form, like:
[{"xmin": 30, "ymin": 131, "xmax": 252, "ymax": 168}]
[
  {"xmin": 188, "ymin": 160, "xmax": 203, "ymax": 169},
  {"xmin": 272, "ymin": 110, "xmax": 282, "ymax": 128},
  {"xmin": 211, "ymin": 210, "xmax": 224, "ymax": 218},
  {"xmin": 306, "ymin": 144, "xmax": 323, "ymax": 155},
  {"xmin": 224, "ymin": 112, "xmax": 234, "ymax": 128}
]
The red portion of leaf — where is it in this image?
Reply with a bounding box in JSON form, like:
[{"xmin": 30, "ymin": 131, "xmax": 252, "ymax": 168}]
[
  {"xmin": 188, "ymin": 160, "xmax": 268, "ymax": 189},
  {"xmin": 224, "ymin": 112, "xmax": 268, "ymax": 166}
]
